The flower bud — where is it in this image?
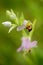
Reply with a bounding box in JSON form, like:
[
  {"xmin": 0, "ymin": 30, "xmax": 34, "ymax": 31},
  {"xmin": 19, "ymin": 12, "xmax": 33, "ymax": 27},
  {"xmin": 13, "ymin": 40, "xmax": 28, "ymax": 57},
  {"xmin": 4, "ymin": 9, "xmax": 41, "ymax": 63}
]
[{"xmin": 2, "ymin": 21, "xmax": 12, "ymax": 27}]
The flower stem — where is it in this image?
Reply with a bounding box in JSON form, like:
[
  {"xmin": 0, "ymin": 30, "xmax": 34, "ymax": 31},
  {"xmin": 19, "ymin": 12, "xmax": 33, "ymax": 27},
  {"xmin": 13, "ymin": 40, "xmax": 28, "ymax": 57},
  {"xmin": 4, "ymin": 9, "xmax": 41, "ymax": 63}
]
[
  {"xmin": 22, "ymin": 30, "xmax": 28, "ymax": 37},
  {"xmin": 29, "ymin": 19, "xmax": 37, "ymax": 40}
]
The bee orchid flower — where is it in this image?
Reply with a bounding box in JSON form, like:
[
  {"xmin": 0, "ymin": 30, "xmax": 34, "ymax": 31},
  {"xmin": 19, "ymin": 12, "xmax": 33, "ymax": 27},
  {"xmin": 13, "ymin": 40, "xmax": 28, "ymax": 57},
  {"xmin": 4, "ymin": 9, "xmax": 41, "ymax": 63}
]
[
  {"xmin": 17, "ymin": 37, "xmax": 37, "ymax": 52},
  {"xmin": 17, "ymin": 20, "xmax": 32, "ymax": 32}
]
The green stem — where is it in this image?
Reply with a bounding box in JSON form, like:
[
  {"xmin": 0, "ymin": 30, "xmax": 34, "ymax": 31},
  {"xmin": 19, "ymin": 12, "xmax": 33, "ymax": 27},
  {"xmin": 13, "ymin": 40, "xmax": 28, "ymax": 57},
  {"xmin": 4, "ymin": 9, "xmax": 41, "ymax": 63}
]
[
  {"xmin": 29, "ymin": 19, "xmax": 37, "ymax": 40},
  {"xmin": 22, "ymin": 30, "xmax": 27, "ymax": 37}
]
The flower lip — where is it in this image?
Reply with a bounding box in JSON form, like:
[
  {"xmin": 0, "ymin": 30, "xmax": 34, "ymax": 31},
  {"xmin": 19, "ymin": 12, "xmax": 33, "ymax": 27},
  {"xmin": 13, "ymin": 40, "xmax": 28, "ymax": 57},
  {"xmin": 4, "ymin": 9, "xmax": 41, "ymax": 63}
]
[
  {"xmin": 17, "ymin": 20, "xmax": 28, "ymax": 31},
  {"xmin": 26, "ymin": 25, "xmax": 32, "ymax": 32},
  {"xmin": 17, "ymin": 20, "xmax": 32, "ymax": 31}
]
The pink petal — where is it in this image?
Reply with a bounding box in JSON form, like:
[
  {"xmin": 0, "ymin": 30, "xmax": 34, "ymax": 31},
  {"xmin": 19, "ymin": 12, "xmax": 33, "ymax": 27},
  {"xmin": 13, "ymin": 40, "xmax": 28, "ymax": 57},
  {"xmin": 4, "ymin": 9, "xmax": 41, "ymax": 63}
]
[
  {"xmin": 21, "ymin": 37, "xmax": 31, "ymax": 49},
  {"xmin": 17, "ymin": 46, "xmax": 22, "ymax": 52},
  {"xmin": 22, "ymin": 37, "xmax": 30, "ymax": 43},
  {"xmin": 30, "ymin": 41, "xmax": 37, "ymax": 48}
]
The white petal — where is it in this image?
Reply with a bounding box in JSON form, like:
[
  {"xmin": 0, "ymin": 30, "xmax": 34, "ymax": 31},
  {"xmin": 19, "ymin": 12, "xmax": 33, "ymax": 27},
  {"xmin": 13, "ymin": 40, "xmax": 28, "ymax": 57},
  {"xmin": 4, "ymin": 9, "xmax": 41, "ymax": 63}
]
[
  {"xmin": 23, "ymin": 20, "xmax": 28, "ymax": 26},
  {"xmin": 2, "ymin": 21, "xmax": 12, "ymax": 27},
  {"xmin": 8, "ymin": 25, "xmax": 16, "ymax": 33},
  {"xmin": 17, "ymin": 25, "xmax": 25, "ymax": 31}
]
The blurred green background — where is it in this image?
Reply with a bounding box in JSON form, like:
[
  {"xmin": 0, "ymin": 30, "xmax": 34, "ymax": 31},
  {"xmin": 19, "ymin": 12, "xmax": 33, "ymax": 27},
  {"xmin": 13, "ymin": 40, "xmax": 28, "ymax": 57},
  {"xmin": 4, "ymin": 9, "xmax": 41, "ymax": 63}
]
[{"xmin": 0, "ymin": 0, "xmax": 43, "ymax": 65}]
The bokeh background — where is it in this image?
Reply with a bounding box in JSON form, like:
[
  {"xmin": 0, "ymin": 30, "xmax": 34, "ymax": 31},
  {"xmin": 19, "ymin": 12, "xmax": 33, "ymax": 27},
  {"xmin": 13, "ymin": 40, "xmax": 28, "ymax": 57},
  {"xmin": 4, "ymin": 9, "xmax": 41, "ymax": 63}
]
[{"xmin": 0, "ymin": 0, "xmax": 43, "ymax": 65}]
